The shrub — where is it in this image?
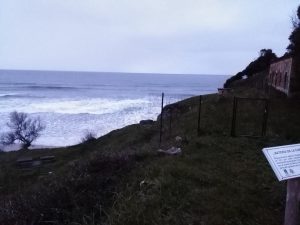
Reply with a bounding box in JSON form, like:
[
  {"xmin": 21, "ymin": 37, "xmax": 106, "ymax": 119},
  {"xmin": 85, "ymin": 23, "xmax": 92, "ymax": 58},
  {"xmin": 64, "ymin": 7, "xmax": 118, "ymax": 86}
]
[{"xmin": 81, "ymin": 130, "xmax": 97, "ymax": 144}]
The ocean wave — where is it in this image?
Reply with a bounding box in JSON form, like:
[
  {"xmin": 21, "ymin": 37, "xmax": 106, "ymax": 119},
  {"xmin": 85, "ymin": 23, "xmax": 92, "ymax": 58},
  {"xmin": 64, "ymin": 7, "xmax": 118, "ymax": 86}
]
[
  {"xmin": 20, "ymin": 98, "xmax": 156, "ymax": 115},
  {"xmin": 0, "ymin": 96, "xmax": 162, "ymax": 147},
  {"xmin": 0, "ymin": 82, "xmax": 37, "ymax": 86},
  {"xmin": 0, "ymin": 93, "xmax": 44, "ymax": 99},
  {"xmin": 25, "ymin": 85, "xmax": 79, "ymax": 90},
  {"xmin": 0, "ymin": 93, "xmax": 18, "ymax": 97}
]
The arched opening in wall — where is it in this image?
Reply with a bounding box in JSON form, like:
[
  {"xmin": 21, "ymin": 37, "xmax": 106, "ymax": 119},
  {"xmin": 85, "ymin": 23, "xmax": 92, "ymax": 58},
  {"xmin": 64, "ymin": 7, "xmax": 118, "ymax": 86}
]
[
  {"xmin": 278, "ymin": 72, "xmax": 282, "ymax": 87},
  {"xmin": 284, "ymin": 72, "xmax": 288, "ymax": 90},
  {"xmin": 274, "ymin": 72, "xmax": 278, "ymax": 86}
]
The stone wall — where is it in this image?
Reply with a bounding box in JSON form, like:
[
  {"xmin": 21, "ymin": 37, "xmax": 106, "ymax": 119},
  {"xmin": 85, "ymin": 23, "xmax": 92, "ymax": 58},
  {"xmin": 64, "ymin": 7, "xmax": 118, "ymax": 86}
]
[{"xmin": 268, "ymin": 57, "xmax": 293, "ymax": 95}]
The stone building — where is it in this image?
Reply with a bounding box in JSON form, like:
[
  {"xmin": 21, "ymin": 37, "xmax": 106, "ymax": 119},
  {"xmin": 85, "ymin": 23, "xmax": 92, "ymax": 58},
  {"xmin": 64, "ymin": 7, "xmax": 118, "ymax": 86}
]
[{"xmin": 268, "ymin": 56, "xmax": 300, "ymax": 97}]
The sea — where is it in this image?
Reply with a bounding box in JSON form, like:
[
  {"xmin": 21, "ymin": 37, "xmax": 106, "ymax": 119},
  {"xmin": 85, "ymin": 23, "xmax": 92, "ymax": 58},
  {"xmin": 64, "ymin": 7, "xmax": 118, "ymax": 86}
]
[{"xmin": 0, "ymin": 70, "xmax": 228, "ymax": 148}]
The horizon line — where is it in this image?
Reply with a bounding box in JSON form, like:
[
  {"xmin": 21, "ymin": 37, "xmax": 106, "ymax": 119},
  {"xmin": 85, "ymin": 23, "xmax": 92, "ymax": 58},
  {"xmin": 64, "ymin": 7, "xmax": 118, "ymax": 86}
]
[{"xmin": 0, "ymin": 68, "xmax": 229, "ymax": 76}]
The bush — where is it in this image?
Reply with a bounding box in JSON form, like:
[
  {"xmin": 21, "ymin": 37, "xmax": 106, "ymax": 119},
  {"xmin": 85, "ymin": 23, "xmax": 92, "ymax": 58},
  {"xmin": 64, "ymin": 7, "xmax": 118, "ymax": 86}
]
[{"xmin": 81, "ymin": 130, "xmax": 97, "ymax": 144}]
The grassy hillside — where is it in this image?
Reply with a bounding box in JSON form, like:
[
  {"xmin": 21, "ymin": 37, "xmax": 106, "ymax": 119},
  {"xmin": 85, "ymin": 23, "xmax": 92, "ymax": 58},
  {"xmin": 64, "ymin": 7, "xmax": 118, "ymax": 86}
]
[{"xmin": 1, "ymin": 87, "xmax": 300, "ymax": 225}]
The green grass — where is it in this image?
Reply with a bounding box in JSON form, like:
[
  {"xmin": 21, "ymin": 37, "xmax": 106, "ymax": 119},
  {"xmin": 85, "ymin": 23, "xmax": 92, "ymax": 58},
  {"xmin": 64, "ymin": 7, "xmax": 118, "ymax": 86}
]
[
  {"xmin": 107, "ymin": 137, "xmax": 286, "ymax": 225},
  {"xmin": 1, "ymin": 87, "xmax": 299, "ymax": 224}
]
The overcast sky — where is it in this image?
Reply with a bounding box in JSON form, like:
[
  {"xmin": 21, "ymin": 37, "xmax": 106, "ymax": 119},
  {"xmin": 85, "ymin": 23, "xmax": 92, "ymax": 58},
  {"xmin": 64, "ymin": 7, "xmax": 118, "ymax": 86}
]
[{"xmin": 0, "ymin": 0, "xmax": 299, "ymax": 75}]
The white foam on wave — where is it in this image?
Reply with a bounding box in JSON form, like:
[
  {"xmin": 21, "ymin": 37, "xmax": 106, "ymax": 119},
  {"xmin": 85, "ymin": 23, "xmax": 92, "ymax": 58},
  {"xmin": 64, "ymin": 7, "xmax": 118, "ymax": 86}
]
[
  {"xmin": 29, "ymin": 98, "xmax": 151, "ymax": 114},
  {"xmin": 33, "ymin": 101, "xmax": 162, "ymax": 147},
  {"xmin": 0, "ymin": 96, "xmax": 167, "ymax": 148},
  {"xmin": 0, "ymin": 97, "xmax": 154, "ymax": 114},
  {"xmin": 0, "ymin": 93, "xmax": 19, "ymax": 97}
]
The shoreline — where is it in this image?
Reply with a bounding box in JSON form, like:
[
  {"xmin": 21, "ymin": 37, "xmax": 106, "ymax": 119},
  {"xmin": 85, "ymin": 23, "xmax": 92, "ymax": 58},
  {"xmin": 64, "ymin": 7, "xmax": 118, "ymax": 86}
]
[
  {"xmin": 0, "ymin": 72, "xmax": 227, "ymax": 152},
  {"xmin": 0, "ymin": 144, "xmax": 59, "ymax": 152},
  {"xmin": 0, "ymin": 92, "xmax": 218, "ymax": 152}
]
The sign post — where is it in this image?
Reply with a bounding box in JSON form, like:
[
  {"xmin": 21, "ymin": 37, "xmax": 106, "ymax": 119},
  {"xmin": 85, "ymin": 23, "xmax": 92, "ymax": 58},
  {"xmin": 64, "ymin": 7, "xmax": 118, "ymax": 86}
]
[
  {"xmin": 285, "ymin": 179, "xmax": 300, "ymax": 225},
  {"xmin": 263, "ymin": 144, "xmax": 300, "ymax": 225}
]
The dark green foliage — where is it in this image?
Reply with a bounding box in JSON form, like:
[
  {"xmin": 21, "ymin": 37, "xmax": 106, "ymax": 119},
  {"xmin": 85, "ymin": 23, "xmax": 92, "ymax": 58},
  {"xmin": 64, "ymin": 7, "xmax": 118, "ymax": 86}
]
[
  {"xmin": 224, "ymin": 49, "xmax": 277, "ymax": 88},
  {"xmin": 243, "ymin": 49, "xmax": 277, "ymax": 77},
  {"xmin": 287, "ymin": 5, "xmax": 300, "ymax": 55},
  {"xmin": 223, "ymin": 72, "xmax": 243, "ymax": 88}
]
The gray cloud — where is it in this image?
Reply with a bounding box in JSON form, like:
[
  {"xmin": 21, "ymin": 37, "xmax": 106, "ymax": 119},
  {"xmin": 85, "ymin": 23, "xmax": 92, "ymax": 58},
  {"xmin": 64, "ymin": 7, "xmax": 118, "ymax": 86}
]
[{"xmin": 0, "ymin": 0, "xmax": 299, "ymax": 74}]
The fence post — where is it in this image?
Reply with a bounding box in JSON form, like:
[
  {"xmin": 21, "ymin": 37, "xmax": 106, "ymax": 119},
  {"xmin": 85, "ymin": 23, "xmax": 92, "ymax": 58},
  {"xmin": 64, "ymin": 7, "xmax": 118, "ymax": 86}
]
[
  {"xmin": 231, "ymin": 97, "xmax": 237, "ymax": 137},
  {"xmin": 159, "ymin": 92, "xmax": 164, "ymax": 146},
  {"xmin": 261, "ymin": 99, "xmax": 269, "ymax": 136},
  {"xmin": 169, "ymin": 107, "xmax": 172, "ymax": 136},
  {"xmin": 197, "ymin": 95, "xmax": 202, "ymax": 136}
]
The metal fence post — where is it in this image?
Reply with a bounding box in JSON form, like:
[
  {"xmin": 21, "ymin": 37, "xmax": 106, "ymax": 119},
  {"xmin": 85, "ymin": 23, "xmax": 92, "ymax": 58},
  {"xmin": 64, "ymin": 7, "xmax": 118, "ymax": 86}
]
[
  {"xmin": 197, "ymin": 95, "xmax": 202, "ymax": 136},
  {"xmin": 231, "ymin": 97, "xmax": 237, "ymax": 137},
  {"xmin": 169, "ymin": 108, "xmax": 172, "ymax": 136},
  {"xmin": 159, "ymin": 92, "xmax": 164, "ymax": 146},
  {"xmin": 261, "ymin": 99, "xmax": 269, "ymax": 136}
]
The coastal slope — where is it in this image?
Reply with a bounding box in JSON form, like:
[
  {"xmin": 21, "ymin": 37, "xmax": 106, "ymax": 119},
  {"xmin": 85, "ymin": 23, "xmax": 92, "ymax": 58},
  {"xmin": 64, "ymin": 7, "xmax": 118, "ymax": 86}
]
[{"xmin": 1, "ymin": 88, "xmax": 299, "ymax": 225}]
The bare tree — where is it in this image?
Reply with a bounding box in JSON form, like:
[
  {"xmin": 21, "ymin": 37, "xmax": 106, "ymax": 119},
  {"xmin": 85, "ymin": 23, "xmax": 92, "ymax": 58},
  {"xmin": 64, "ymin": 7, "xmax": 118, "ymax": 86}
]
[{"xmin": 0, "ymin": 111, "xmax": 45, "ymax": 150}]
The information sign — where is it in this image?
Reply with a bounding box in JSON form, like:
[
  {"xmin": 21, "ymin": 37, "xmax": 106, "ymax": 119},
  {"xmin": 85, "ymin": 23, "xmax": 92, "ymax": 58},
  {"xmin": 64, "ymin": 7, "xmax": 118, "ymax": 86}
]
[{"xmin": 263, "ymin": 144, "xmax": 300, "ymax": 181}]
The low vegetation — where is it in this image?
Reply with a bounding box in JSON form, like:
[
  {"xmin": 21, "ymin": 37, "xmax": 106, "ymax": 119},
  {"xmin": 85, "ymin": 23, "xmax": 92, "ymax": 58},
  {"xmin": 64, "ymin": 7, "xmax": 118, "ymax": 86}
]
[
  {"xmin": 81, "ymin": 130, "xmax": 97, "ymax": 144},
  {"xmin": 0, "ymin": 86, "xmax": 299, "ymax": 225}
]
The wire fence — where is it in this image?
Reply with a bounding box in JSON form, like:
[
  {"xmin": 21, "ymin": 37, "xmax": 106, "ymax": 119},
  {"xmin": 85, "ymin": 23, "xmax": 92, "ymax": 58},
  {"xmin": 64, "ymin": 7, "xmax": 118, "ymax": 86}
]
[{"xmin": 158, "ymin": 93, "xmax": 270, "ymax": 146}]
